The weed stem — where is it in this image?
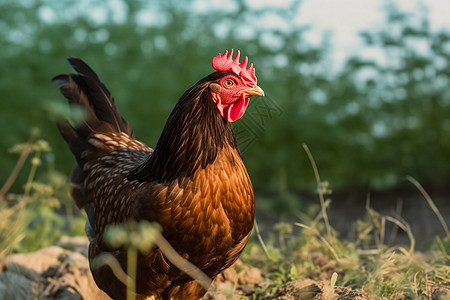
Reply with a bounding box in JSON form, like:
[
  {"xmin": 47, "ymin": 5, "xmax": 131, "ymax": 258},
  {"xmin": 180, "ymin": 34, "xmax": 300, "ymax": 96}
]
[
  {"xmin": 406, "ymin": 176, "xmax": 450, "ymax": 240},
  {"xmin": 127, "ymin": 248, "xmax": 137, "ymax": 300},
  {"xmin": 302, "ymin": 143, "xmax": 332, "ymax": 242}
]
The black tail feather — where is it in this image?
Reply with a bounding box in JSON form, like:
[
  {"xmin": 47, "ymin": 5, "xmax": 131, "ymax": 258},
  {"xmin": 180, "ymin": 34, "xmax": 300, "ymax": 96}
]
[
  {"xmin": 65, "ymin": 57, "xmax": 131, "ymax": 134},
  {"xmin": 53, "ymin": 57, "xmax": 133, "ymax": 162}
]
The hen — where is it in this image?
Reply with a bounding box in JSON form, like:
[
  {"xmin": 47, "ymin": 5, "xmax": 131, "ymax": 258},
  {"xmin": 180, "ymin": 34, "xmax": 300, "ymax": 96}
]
[{"xmin": 53, "ymin": 50, "xmax": 264, "ymax": 299}]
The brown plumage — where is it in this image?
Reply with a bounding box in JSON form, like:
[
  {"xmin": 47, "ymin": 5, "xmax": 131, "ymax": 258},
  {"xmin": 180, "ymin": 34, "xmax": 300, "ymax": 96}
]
[{"xmin": 53, "ymin": 50, "xmax": 264, "ymax": 299}]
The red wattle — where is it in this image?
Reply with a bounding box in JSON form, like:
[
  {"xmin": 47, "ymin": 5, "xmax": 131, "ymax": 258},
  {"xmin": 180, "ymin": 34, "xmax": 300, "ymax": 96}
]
[
  {"xmin": 211, "ymin": 93, "xmax": 249, "ymax": 123},
  {"xmin": 227, "ymin": 95, "xmax": 249, "ymax": 122}
]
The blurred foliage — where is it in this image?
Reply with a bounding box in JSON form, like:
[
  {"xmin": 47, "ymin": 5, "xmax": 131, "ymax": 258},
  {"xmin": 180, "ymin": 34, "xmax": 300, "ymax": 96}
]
[
  {"xmin": 1, "ymin": 0, "xmax": 450, "ymax": 193},
  {"xmin": 0, "ymin": 132, "xmax": 84, "ymax": 256}
]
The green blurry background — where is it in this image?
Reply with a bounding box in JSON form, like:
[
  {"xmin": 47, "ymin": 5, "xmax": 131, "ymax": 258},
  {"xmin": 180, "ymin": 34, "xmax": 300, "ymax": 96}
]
[{"xmin": 2, "ymin": 0, "xmax": 450, "ymax": 195}]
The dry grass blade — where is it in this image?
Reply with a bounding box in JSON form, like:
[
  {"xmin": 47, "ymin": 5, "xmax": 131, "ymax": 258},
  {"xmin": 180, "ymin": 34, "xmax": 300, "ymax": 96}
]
[
  {"xmin": 0, "ymin": 131, "xmax": 38, "ymax": 199},
  {"xmin": 384, "ymin": 216, "xmax": 415, "ymax": 253},
  {"xmin": 302, "ymin": 143, "xmax": 332, "ymax": 242},
  {"xmin": 154, "ymin": 232, "xmax": 212, "ymax": 290},
  {"xmin": 388, "ymin": 199, "xmax": 403, "ymax": 244},
  {"xmin": 405, "ymin": 176, "xmax": 450, "ymax": 240},
  {"xmin": 91, "ymin": 253, "xmax": 129, "ymax": 285},
  {"xmin": 254, "ymin": 219, "xmax": 271, "ymax": 260}
]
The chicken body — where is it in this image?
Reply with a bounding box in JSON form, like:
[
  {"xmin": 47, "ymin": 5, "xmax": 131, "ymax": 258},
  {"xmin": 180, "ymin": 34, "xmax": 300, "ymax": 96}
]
[
  {"xmin": 83, "ymin": 132, "xmax": 253, "ymax": 299},
  {"xmin": 54, "ymin": 52, "xmax": 263, "ymax": 299}
]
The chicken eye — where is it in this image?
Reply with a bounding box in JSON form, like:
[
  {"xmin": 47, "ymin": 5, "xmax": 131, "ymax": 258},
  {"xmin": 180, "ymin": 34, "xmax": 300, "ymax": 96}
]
[{"xmin": 224, "ymin": 79, "xmax": 234, "ymax": 87}]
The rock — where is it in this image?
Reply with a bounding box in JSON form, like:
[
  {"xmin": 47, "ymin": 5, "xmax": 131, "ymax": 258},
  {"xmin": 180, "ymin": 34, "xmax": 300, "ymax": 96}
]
[
  {"xmin": 238, "ymin": 267, "xmax": 263, "ymax": 286},
  {"xmin": 432, "ymin": 289, "xmax": 450, "ymax": 300},
  {"xmin": 202, "ymin": 265, "xmax": 238, "ymax": 299},
  {"xmin": 0, "ymin": 237, "xmax": 109, "ymax": 300},
  {"xmin": 0, "ymin": 270, "xmax": 38, "ymax": 300},
  {"xmin": 202, "ymin": 263, "xmax": 265, "ymax": 299},
  {"xmin": 205, "ymin": 281, "xmax": 236, "ymax": 300},
  {"xmin": 5, "ymin": 246, "xmax": 65, "ymax": 275},
  {"xmin": 216, "ymin": 266, "xmax": 238, "ymax": 283}
]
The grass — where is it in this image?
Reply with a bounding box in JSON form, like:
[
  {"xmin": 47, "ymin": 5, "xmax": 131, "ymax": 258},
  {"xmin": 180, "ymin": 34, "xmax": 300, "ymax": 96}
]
[
  {"xmin": 237, "ymin": 145, "xmax": 450, "ymax": 299},
  {"xmin": 277, "ymin": 234, "xmax": 443, "ymax": 299}
]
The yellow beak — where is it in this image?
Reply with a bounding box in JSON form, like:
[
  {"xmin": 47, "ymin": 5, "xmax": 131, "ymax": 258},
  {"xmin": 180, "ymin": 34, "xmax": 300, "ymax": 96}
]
[{"xmin": 242, "ymin": 85, "xmax": 265, "ymax": 97}]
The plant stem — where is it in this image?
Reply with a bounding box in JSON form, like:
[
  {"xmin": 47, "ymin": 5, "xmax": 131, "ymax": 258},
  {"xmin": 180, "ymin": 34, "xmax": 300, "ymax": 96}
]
[
  {"xmin": 0, "ymin": 136, "xmax": 35, "ymax": 199},
  {"xmin": 127, "ymin": 248, "xmax": 137, "ymax": 300},
  {"xmin": 302, "ymin": 143, "xmax": 332, "ymax": 242},
  {"xmin": 254, "ymin": 219, "xmax": 271, "ymax": 259},
  {"xmin": 406, "ymin": 176, "xmax": 450, "ymax": 241},
  {"xmin": 24, "ymin": 150, "xmax": 41, "ymax": 199}
]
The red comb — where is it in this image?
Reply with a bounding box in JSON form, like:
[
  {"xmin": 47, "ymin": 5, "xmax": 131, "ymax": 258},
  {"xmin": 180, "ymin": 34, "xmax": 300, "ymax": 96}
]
[{"xmin": 212, "ymin": 50, "xmax": 257, "ymax": 85}]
